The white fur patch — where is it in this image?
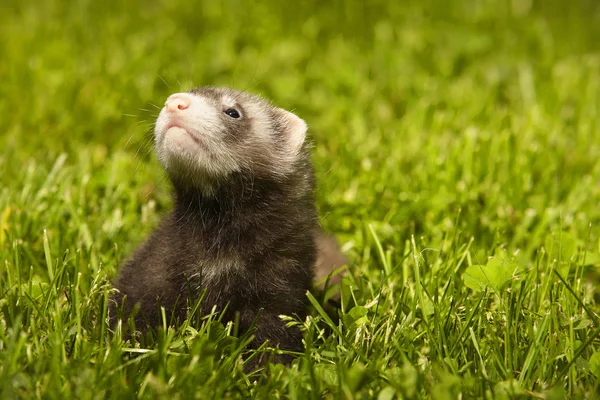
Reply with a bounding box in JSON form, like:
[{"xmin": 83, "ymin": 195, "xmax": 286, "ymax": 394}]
[
  {"xmin": 277, "ymin": 108, "xmax": 307, "ymax": 156},
  {"xmin": 245, "ymin": 101, "xmax": 272, "ymax": 142},
  {"xmin": 155, "ymin": 92, "xmax": 241, "ymax": 184},
  {"xmin": 221, "ymin": 94, "xmax": 236, "ymax": 110},
  {"xmin": 199, "ymin": 254, "xmax": 243, "ymax": 285}
]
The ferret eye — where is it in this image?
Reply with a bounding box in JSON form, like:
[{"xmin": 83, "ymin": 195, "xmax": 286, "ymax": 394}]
[{"xmin": 224, "ymin": 109, "xmax": 241, "ymax": 119}]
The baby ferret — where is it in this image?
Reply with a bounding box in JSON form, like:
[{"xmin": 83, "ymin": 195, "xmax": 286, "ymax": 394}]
[{"xmin": 111, "ymin": 87, "xmax": 345, "ymax": 364}]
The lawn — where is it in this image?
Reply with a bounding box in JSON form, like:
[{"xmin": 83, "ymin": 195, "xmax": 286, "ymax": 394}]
[{"xmin": 1, "ymin": 0, "xmax": 600, "ymax": 398}]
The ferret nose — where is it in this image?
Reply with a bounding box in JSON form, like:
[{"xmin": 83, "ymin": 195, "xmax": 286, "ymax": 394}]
[{"xmin": 164, "ymin": 93, "xmax": 192, "ymax": 112}]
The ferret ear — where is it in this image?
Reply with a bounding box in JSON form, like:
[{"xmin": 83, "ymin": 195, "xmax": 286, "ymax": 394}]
[{"xmin": 276, "ymin": 108, "xmax": 307, "ymax": 154}]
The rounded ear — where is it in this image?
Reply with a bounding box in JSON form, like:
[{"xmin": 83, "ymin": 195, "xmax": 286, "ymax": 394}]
[{"xmin": 276, "ymin": 108, "xmax": 307, "ymax": 154}]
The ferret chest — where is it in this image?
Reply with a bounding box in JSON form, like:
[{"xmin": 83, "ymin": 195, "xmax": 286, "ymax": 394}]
[{"xmin": 197, "ymin": 254, "xmax": 243, "ymax": 285}]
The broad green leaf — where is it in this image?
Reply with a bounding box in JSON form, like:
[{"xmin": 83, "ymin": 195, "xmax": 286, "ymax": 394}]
[
  {"xmin": 590, "ymin": 352, "xmax": 600, "ymax": 378},
  {"xmin": 582, "ymin": 252, "xmax": 600, "ymax": 266},
  {"xmin": 377, "ymin": 386, "xmax": 396, "ymax": 400},
  {"xmin": 545, "ymin": 231, "xmax": 578, "ymax": 263},
  {"xmin": 463, "ymin": 258, "xmax": 521, "ymax": 292}
]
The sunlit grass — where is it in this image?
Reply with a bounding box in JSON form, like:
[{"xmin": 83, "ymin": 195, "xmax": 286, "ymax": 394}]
[{"xmin": 1, "ymin": 0, "xmax": 600, "ymax": 397}]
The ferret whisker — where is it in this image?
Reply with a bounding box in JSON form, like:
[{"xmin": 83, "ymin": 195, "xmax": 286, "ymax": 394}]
[
  {"xmin": 124, "ymin": 131, "xmax": 139, "ymax": 149},
  {"xmin": 133, "ymin": 134, "xmax": 154, "ymax": 152},
  {"xmin": 132, "ymin": 158, "xmax": 146, "ymax": 176},
  {"xmin": 157, "ymin": 75, "xmax": 170, "ymax": 89},
  {"xmin": 240, "ymin": 62, "xmax": 259, "ymax": 96},
  {"xmin": 133, "ymin": 141, "xmax": 149, "ymax": 161}
]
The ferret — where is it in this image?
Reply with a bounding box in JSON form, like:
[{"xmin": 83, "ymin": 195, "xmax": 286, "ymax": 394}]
[{"xmin": 111, "ymin": 87, "xmax": 345, "ymax": 365}]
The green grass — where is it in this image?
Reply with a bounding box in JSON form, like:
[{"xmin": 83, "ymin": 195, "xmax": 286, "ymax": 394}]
[{"xmin": 2, "ymin": 0, "xmax": 600, "ymax": 398}]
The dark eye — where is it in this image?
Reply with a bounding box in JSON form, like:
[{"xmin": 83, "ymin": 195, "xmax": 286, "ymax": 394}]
[{"xmin": 224, "ymin": 109, "xmax": 241, "ymax": 118}]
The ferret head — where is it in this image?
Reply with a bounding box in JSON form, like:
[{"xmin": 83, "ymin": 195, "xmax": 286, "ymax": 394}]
[{"xmin": 154, "ymin": 87, "xmax": 308, "ymax": 190}]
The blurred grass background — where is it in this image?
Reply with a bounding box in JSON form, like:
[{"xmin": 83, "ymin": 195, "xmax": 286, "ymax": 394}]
[{"xmin": 1, "ymin": 0, "xmax": 600, "ymax": 398}]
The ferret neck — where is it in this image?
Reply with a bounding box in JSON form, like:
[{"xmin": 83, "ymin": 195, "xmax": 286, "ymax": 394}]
[
  {"xmin": 168, "ymin": 168, "xmax": 316, "ymax": 251},
  {"xmin": 171, "ymin": 173, "xmax": 287, "ymax": 219}
]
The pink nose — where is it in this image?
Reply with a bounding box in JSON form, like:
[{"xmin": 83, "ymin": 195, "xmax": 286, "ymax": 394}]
[{"xmin": 164, "ymin": 94, "xmax": 192, "ymax": 112}]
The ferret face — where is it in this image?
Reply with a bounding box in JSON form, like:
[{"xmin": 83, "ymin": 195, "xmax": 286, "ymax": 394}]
[{"xmin": 154, "ymin": 87, "xmax": 308, "ymax": 189}]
